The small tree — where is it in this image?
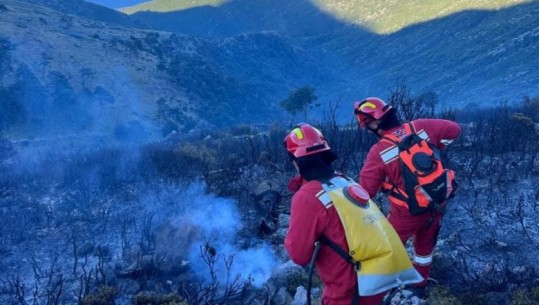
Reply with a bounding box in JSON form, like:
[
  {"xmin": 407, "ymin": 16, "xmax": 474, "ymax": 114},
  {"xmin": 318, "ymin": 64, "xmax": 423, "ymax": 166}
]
[
  {"xmin": 387, "ymin": 80, "xmax": 413, "ymax": 121},
  {"xmin": 280, "ymin": 86, "xmax": 318, "ymax": 122},
  {"xmin": 387, "ymin": 80, "xmax": 439, "ymax": 121},
  {"xmin": 416, "ymin": 91, "xmax": 438, "ymax": 118}
]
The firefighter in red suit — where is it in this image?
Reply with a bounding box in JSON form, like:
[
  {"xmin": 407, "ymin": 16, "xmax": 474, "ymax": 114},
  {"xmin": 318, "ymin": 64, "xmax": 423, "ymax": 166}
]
[
  {"xmin": 283, "ymin": 123, "xmax": 386, "ymax": 305},
  {"xmin": 354, "ymin": 97, "xmax": 461, "ymax": 292}
]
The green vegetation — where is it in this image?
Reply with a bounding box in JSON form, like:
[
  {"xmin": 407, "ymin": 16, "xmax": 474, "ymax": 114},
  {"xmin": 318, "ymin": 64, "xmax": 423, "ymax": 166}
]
[
  {"xmin": 459, "ymin": 292, "xmax": 486, "ymax": 305},
  {"xmin": 120, "ymin": 0, "xmax": 227, "ymax": 14},
  {"xmin": 280, "ymin": 86, "xmax": 318, "ymax": 121},
  {"xmin": 120, "ymin": 0, "xmax": 530, "ymax": 34},
  {"xmin": 510, "ymin": 287, "xmax": 539, "ymax": 305},
  {"xmin": 427, "ymin": 286, "xmax": 461, "ymax": 305},
  {"xmin": 79, "ymin": 286, "xmax": 117, "ymax": 305},
  {"xmin": 313, "ymin": 0, "xmax": 532, "ymax": 33}
]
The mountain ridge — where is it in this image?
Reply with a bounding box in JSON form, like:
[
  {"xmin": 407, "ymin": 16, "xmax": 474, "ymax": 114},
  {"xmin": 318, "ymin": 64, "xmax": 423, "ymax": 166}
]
[
  {"xmin": 1, "ymin": 0, "xmax": 538, "ymax": 143},
  {"xmin": 120, "ymin": 0, "xmax": 533, "ymax": 34}
]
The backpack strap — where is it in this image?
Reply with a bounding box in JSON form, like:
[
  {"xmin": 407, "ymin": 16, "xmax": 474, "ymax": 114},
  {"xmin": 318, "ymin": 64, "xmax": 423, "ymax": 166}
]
[
  {"xmin": 405, "ymin": 122, "xmax": 416, "ymax": 134},
  {"xmin": 317, "ymin": 176, "xmax": 362, "ymax": 270},
  {"xmin": 406, "ymin": 122, "xmax": 431, "ymax": 142},
  {"xmin": 381, "ymin": 181, "xmax": 409, "ymax": 208},
  {"xmin": 380, "ymin": 122, "xmax": 417, "ymax": 207},
  {"xmin": 318, "ymin": 235, "xmax": 361, "ymax": 271},
  {"xmin": 381, "ymin": 133, "xmax": 400, "ymax": 145},
  {"xmin": 381, "ymin": 122, "xmax": 415, "ymax": 143},
  {"xmin": 409, "ymin": 122, "xmax": 431, "ymax": 142},
  {"xmin": 316, "ymin": 175, "xmax": 355, "ymax": 208}
]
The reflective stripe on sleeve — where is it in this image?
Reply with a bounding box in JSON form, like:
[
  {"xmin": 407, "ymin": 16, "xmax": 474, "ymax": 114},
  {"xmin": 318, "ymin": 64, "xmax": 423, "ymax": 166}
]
[{"xmin": 380, "ymin": 146, "xmax": 399, "ymax": 164}]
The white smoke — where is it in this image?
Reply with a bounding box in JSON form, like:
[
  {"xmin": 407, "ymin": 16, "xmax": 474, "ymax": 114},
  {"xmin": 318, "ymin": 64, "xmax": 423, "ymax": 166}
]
[{"xmin": 151, "ymin": 181, "xmax": 279, "ymax": 288}]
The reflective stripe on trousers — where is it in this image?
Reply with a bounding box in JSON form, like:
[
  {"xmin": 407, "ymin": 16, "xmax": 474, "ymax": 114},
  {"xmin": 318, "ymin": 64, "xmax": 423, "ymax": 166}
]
[{"xmin": 413, "ymin": 253, "xmax": 433, "ymax": 266}]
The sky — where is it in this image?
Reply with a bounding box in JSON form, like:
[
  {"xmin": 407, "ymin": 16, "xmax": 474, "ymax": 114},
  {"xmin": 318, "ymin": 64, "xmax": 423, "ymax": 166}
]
[{"xmin": 85, "ymin": 0, "xmax": 149, "ymax": 9}]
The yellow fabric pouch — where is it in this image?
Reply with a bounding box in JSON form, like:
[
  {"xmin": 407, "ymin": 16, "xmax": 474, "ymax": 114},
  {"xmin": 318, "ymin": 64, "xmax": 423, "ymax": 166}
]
[{"xmin": 320, "ymin": 176, "xmax": 423, "ymax": 296}]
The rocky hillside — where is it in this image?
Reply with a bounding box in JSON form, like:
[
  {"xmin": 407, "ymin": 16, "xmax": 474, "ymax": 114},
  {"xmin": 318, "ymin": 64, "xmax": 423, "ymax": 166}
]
[{"xmin": 0, "ymin": 0, "xmax": 337, "ymax": 143}]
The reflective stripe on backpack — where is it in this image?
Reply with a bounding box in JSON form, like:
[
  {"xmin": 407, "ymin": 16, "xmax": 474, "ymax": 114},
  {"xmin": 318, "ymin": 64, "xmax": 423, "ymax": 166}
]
[{"xmin": 380, "ymin": 128, "xmax": 429, "ymax": 164}]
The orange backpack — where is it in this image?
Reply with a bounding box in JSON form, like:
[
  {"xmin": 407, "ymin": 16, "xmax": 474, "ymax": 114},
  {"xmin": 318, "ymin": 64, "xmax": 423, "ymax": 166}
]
[{"xmin": 381, "ymin": 123, "xmax": 456, "ymax": 215}]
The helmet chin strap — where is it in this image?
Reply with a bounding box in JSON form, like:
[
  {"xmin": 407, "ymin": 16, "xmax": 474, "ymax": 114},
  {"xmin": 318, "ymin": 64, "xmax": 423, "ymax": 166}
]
[
  {"xmin": 364, "ymin": 118, "xmax": 382, "ymax": 137},
  {"xmin": 367, "ymin": 125, "xmax": 382, "ymax": 137}
]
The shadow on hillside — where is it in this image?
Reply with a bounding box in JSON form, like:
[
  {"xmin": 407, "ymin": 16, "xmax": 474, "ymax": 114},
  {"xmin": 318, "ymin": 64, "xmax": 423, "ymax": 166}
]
[
  {"xmin": 128, "ymin": 0, "xmax": 369, "ymax": 39},
  {"xmin": 130, "ymin": 0, "xmax": 539, "ymax": 108}
]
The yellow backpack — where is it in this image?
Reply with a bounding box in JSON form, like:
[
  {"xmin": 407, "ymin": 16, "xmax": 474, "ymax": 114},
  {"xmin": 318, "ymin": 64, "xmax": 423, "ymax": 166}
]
[{"xmin": 317, "ymin": 175, "xmax": 423, "ymax": 296}]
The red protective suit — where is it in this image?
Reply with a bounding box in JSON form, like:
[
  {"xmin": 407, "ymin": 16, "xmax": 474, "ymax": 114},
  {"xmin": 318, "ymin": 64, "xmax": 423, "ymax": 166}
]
[
  {"xmin": 285, "ymin": 177, "xmax": 385, "ymax": 305},
  {"xmin": 359, "ymin": 118, "xmax": 461, "ymax": 286}
]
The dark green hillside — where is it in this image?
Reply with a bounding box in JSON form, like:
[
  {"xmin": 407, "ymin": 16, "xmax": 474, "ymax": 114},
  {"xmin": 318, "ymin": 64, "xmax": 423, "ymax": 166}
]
[
  {"xmin": 336, "ymin": 2, "xmax": 539, "ymax": 107},
  {"xmin": 158, "ymin": 32, "xmax": 334, "ymax": 125}
]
